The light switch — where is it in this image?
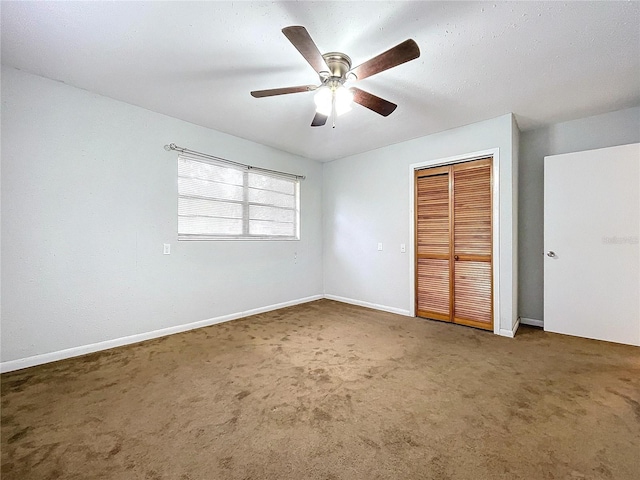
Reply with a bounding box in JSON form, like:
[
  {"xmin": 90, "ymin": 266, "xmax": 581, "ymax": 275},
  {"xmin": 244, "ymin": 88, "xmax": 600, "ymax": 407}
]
[
  {"xmin": 163, "ymin": 244, "xmax": 171, "ymax": 255},
  {"xmin": 400, "ymin": 243, "xmax": 406, "ymax": 253},
  {"xmin": 377, "ymin": 242, "xmax": 383, "ymax": 251}
]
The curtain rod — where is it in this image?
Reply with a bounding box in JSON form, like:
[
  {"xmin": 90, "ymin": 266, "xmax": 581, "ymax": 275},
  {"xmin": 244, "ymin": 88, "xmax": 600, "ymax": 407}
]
[{"xmin": 164, "ymin": 143, "xmax": 305, "ymax": 180}]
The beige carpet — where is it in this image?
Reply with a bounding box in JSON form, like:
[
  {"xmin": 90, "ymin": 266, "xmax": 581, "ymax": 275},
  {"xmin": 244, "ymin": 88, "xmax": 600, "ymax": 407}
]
[{"xmin": 2, "ymin": 299, "xmax": 639, "ymax": 480}]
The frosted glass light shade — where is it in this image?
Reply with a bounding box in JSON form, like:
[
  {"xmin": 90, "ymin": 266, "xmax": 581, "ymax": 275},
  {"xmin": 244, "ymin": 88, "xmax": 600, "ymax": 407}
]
[
  {"xmin": 314, "ymin": 87, "xmax": 332, "ymax": 116},
  {"xmin": 335, "ymin": 86, "xmax": 354, "ymax": 116}
]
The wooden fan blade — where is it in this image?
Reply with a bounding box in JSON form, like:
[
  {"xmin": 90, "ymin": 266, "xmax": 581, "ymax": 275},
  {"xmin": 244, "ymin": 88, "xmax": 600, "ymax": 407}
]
[
  {"xmin": 351, "ymin": 87, "xmax": 397, "ymax": 116},
  {"xmin": 349, "ymin": 39, "xmax": 420, "ymax": 81},
  {"xmin": 282, "ymin": 26, "xmax": 331, "ymax": 75},
  {"xmin": 311, "ymin": 112, "xmax": 328, "ymax": 127},
  {"xmin": 251, "ymin": 85, "xmax": 315, "ymax": 98}
]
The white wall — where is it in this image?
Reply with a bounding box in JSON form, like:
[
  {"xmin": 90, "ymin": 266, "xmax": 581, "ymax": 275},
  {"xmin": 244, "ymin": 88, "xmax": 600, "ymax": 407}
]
[
  {"xmin": 323, "ymin": 114, "xmax": 518, "ymax": 335},
  {"xmin": 518, "ymin": 106, "xmax": 640, "ymax": 323},
  {"xmin": 1, "ymin": 66, "xmax": 324, "ymax": 369}
]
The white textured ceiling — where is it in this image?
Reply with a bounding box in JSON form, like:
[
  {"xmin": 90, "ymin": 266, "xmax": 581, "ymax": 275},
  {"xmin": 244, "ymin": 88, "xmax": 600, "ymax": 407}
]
[{"xmin": 2, "ymin": 1, "xmax": 639, "ymax": 161}]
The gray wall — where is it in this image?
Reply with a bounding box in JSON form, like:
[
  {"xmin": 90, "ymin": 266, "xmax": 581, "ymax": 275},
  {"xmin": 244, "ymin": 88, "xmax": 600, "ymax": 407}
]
[
  {"xmin": 3, "ymin": 60, "xmax": 637, "ymax": 367},
  {"xmin": 1, "ymin": 66, "xmax": 324, "ymax": 365},
  {"xmin": 323, "ymin": 114, "xmax": 519, "ymax": 334},
  {"xmin": 511, "ymin": 115, "xmax": 520, "ymax": 329},
  {"xmin": 518, "ymin": 106, "xmax": 640, "ymax": 322}
]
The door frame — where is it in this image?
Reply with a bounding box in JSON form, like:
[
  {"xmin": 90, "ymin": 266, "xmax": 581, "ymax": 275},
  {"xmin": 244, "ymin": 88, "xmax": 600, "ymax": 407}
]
[{"xmin": 409, "ymin": 148, "xmax": 501, "ymax": 335}]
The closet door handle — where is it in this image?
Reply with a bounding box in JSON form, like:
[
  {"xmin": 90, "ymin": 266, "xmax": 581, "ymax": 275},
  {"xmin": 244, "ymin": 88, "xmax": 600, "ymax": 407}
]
[{"xmin": 454, "ymin": 255, "xmax": 459, "ymax": 261}]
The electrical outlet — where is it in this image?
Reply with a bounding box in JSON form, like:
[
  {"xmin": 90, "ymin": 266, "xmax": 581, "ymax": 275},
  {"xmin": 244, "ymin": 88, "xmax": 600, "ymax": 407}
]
[
  {"xmin": 377, "ymin": 242, "xmax": 383, "ymax": 251},
  {"xmin": 163, "ymin": 244, "xmax": 171, "ymax": 255}
]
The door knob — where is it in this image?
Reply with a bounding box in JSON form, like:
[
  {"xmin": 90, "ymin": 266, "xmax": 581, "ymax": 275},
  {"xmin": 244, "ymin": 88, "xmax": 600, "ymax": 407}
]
[
  {"xmin": 546, "ymin": 251, "xmax": 556, "ymax": 258},
  {"xmin": 454, "ymin": 255, "xmax": 459, "ymax": 260}
]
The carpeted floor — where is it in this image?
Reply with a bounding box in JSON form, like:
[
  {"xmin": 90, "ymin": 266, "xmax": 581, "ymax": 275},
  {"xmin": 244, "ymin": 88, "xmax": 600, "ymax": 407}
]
[{"xmin": 1, "ymin": 299, "xmax": 639, "ymax": 480}]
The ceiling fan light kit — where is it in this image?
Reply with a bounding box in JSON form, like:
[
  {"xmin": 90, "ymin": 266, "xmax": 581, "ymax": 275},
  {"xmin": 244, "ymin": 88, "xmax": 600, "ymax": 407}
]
[
  {"xmin": 314, "ymin": 82, "xmax": 354, "ymax": 117},
  {"xmin": 251, "ymin": 26, "xmax": 420, "ymax": 127}
]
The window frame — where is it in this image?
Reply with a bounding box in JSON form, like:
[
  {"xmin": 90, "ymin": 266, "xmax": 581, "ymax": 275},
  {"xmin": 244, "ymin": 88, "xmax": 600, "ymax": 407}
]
[{"xmin": 177, "ymin": 154, "xmax": 300, "ymax": 241}]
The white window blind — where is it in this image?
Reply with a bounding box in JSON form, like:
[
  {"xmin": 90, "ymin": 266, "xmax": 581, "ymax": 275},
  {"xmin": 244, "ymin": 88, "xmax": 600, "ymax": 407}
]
[{"xmin": 178, "ymin": 154, "xmax": 300, "ymax": 240}]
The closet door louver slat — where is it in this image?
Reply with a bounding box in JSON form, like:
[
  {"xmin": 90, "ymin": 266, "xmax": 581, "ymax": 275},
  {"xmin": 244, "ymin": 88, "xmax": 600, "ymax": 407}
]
[
  {"xmin": 454, "ymin": 261, "xmax": 492, "ymax": 326},
  {"xmin": 417, "ymin": 173, "xmax": 450, "ymax": 256},
  {"xmin": 417, "ymin": 258, "xmax": 450, "ymax": 319}
]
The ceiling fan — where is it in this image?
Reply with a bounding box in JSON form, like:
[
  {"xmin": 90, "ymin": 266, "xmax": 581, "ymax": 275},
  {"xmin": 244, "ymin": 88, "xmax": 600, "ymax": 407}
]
[{"xmin": 251, "ymin": 26, "xmax": 420, "ymax": 127}]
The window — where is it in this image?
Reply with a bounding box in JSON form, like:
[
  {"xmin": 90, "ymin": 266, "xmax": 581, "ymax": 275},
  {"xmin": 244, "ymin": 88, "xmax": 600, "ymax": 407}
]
[{"xmin": 177, "ymin": 154, "xmax": 300, "ymax": 240}]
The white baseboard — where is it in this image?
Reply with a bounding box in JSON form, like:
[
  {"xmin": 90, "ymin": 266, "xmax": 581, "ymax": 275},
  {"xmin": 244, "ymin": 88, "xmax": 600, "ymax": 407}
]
[
  {"xmin": 324, "ymin": 294, "xmax": 411, "ymax": 317},
  {"xmin": 520, "ymin": 317, "xmax": 544, "ymax": 328},
  {"xmin": 326, "ymin": 295, "xmax": 524, "ymax": 340},
  {"xmin": 499, "ymin": 317, "xmax": 520, "ymax": 338},
  {"xmin": 0, "ymin": 294, "xmax": 323, "ymax": 374},
  {"xmin": 4, "ymin": 294, "xmax": 526, "ymax": 373}
]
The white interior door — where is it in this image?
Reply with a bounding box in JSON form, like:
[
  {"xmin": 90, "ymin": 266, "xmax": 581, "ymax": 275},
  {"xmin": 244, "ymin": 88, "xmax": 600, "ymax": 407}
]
[{"xmin": 544, "ymin": 143, "xmax": 640, "ymax": 346}]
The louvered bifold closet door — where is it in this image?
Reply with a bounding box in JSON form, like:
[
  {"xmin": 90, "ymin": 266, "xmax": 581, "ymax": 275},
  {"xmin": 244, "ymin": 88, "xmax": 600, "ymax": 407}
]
[
  {"xmin": 415, "ymin": 167, "xmax": 451, "ymax": 321},
  {"xmin": 452, "ymin": 159, "xmax": 493, "ymax": 329}
]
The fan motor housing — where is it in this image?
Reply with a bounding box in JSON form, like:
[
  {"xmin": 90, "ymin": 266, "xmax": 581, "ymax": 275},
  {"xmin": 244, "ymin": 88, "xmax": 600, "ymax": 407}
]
[{"xmin": 322, "ymin": 52, "xmax": 352, "ymax": 79}]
